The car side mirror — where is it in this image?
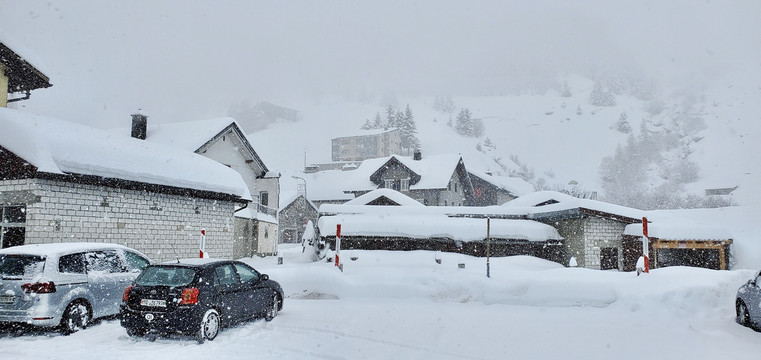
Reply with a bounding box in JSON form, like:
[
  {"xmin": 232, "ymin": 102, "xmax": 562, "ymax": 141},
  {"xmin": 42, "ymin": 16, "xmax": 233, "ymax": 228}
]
[{"xmin": 261, "ymin": 274, "xmax": 269, "ymax": 281}]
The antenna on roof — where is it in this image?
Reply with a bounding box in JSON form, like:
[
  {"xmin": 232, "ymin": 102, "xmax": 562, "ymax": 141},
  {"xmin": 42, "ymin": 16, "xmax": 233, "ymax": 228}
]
[{"xmin": 167, "ymin": 242, "xmax": 181, "ymax": 263}]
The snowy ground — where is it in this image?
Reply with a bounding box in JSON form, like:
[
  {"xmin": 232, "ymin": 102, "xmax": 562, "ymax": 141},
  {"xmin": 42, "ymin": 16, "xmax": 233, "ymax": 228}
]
[{"xmin": 1, "ymin": 245, "xmax": 760, "ymax": 360}]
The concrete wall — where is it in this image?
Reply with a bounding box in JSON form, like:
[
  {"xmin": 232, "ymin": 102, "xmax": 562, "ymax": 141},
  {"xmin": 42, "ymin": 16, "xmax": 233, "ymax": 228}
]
[
  {"xmin": 0, "ymin": 178, "xmax": 237, "ymax": 262},
  {"xmin": 554, "ymin": 216, "xmax": 626, "ymax": 270}
]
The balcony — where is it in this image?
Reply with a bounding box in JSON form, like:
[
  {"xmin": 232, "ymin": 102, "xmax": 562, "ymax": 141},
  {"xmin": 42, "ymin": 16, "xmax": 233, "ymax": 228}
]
[{"xmin": 255, "ymin": 203, "xmax": 278, "ymax": 218}]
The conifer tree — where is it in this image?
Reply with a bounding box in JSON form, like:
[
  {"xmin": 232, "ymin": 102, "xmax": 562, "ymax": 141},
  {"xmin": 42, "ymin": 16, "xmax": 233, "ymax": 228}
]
[
  {"xmin": 455, "ymin": 108, "xmax": 474, "ymax": 136},
  {"xmin": 372, "ymin": 112, "xmax": 383, "ymax": 129},
  {"xmin": 399, "ymin": 104, "xmax": 420, "ymax": 153}
]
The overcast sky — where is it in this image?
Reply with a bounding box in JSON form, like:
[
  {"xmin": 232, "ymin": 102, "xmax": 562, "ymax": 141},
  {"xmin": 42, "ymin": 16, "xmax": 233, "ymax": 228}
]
[{"xmin": 1, "ymin": 0, "xmax": 759, "ymax": 128}]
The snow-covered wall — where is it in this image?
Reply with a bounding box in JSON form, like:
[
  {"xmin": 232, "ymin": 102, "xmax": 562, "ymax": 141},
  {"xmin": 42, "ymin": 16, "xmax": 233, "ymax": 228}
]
[{"xmin": 1, "ymin": 178, "xmax": 237, "ymax": 262}]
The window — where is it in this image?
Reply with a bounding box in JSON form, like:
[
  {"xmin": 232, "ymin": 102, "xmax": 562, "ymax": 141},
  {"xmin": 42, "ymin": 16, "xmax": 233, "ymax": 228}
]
[
  {"xmin": 234, "ymin": 263, "xmax": 259, "ymax": 283},
  {"xmin": 59, "ymin": 253, "xmax": 86, "ymax": 274},
  {"xmin": 384, "ymin": 179, "xmax": 394, "ymax": 189},
  {"xmin": 215, "ymin": 264, "xmax": 239, "ymax": 285},
  {"xmin": 260, "ymin": 191, "xmax": 269, "ymax": 206},
  {"xmin": 123, "ymin": 251, "xmax": 150, "ymax": 272},
  {"xmin": 85, "ymin": 250, "xmax": 123, "ymax": 273},
  {"xmin": 454, "ymin": 183, "xmax": 458, "ymax": 193},
  {"xmin": 136, "ymin": 267, "xmax": 196, "ymax": 287},
  {"xmin": 1, "ymin": 205, "xmax": 26, "ymax": 249},
  {"xmin": 400, "ymin": 178, "xmax": 410, "ymax": 191},
  {"xmin": 0, "ymin": 254, "xmax": 44, "ymax": 279}
]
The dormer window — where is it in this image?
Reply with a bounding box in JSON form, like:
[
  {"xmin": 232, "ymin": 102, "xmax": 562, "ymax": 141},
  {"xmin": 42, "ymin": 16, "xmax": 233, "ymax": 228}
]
[{"xmin": 400, "ymin": 178, "xmax": 410, "ymax": 191}]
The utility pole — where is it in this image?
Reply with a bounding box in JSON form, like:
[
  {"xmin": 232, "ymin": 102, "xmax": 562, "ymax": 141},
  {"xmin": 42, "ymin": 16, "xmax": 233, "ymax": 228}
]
[{"xmin": 486, "ymin": 217, "xmax": 491, "ymax": 278}]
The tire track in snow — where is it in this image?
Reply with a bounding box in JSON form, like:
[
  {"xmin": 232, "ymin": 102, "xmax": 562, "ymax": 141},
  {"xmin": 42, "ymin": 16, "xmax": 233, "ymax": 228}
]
[{"xmin": 273, "ymin": 324, "xmax": 487, "ymax": 360}]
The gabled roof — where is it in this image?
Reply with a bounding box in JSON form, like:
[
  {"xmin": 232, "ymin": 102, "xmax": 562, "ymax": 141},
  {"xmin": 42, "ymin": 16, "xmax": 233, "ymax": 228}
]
[
  {"xmin": 0, "ymin": 108, "xmax": 250, "ymax": 201},
  {"xmin": 124, "ymin": 117, "xmax": 269, "ymax": 174},
  {"xmin": 0, "ymin": 34, "xmax": 52, "ymax": 93},
  {"xmin": 344, "ymin": 189, "xmax": 423, "ymax": 206},
  {"xmin": 468, "ymin": 170, "xmax": 535, "ymax": 197},
  {"xmin": 346, "ymin": 154, "xmax": 465, "ymax": 192},
  {"xmin": 504, "ymin": 191, "xmax": 643, "ymax": 223},
  {"xmin": 279, "ymin": 190, "xmax": 318, "ymax": 212}
]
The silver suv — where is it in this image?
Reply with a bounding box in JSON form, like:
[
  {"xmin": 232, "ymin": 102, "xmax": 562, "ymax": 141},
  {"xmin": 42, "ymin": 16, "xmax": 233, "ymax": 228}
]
[
  {"xmin": 737, "ymin": 270, "xmax": 761, "ymax": 330},
  {"xmin": 0, "ymin": 243, "xmax": 151, "ymax": 334}
]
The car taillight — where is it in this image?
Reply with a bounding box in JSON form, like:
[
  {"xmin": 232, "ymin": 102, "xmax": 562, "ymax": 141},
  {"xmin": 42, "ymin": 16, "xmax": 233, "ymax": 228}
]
[
  {"xmin": 21, "ymin": 281, "xmax": 57, "ymax": 294},
  {"xmin": 122, "ymin": 285, "xmax": 132, "ymax": 302},
  {"xmin": 179, "ymin": 288, "xmax": 199, "ymax": 305}
]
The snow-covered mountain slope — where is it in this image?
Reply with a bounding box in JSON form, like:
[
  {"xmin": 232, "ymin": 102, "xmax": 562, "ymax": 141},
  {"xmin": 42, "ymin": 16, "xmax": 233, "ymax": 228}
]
[{"xmin": 249, "ymin": 75, "xmax": 760, "ymax": 206}]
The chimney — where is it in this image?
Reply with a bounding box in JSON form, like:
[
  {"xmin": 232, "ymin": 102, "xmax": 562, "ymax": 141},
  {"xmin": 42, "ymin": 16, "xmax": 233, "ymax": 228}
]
[
  {"xmin": 131, "ymin": 114, "xmax": 147, "ymax": 140},
  {"xmin": 413, "ymin": 149, "xmax": 422, "ymax": 160}
]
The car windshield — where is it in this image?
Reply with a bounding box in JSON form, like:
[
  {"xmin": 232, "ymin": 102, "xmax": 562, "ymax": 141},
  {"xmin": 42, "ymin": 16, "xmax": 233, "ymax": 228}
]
[
  {"xmin": 135, "ymin": 266, "xmax": 196, "ymax": 287},
  {"xmin": 0, "ymin": 254, "xmax": 45, "ymax": 280}
]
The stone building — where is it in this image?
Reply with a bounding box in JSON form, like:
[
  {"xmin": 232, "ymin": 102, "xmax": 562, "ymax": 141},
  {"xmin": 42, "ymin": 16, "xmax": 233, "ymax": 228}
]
[
  {"xmin": 122, "ymin": 116, "xmax": 280, "ymax": 256},
  {"xmin": 505, "ymin": 191, "xmax": 643, "ymax": 270},
  {"xmin": 0, "ymin": 109, "xmax": 250, "ymax": 262},
  {"xmin": 343, "ymin": 153, "xmax": 474, "ymax": 206},
  {"xmin": 278, "ymin": 192, "xmax": 318, "ymax": 244}
]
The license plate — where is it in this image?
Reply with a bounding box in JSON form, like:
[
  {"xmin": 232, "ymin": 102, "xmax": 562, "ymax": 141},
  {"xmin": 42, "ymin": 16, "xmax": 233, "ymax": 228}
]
[
  {"xmin": 0, "ymin": 295, "xmax": 14, "ymax": 304},
  {"xmin": 140, "ymin": 299, "xmax": 166, "ymax": 307}
]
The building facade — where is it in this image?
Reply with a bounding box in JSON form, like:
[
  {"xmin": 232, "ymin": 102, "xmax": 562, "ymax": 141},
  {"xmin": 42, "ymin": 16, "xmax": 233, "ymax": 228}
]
[
  {"xmin": 331, "ymin": 129, "xmax": 401, "ymax": 162},
  {"xmin": 0, "ymin": 177, "xmax": 239, "ymax": 262}
]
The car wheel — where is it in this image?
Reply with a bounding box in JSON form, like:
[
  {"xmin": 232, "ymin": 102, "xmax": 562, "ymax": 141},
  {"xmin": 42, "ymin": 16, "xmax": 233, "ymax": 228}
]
[
  {"xmin": 265, "ymin": 292, "xmax": 279, "ymax": 322},
  {"xmin": 737, "ymin": 300, "xmax": 751, "ymax": 327},
  {"xmin": 126, "ymin": 327, "xmax": 147, "ymax": 337},
  {"xmin": 197, "ymin": 309, "xmax": 221, "ymax": 343},
  {"xmin": 60, "ymin": 301, "xmax": 91, "ymax": 335}
]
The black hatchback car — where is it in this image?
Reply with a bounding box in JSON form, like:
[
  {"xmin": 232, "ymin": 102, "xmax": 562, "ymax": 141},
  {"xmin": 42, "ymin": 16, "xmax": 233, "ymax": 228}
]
[{"xmin": 120, "ymin": 259, "xmax": 283, "ymax": 342}]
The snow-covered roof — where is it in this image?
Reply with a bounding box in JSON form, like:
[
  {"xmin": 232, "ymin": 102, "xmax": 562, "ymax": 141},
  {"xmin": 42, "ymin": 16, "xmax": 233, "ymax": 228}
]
[
  {"xmin": 468, "ymin": 170, "xmax": 535, "ymax": 197},
  {"xmin": 344, "ymin": 154, "xmax": 463, "ymax": 192},
  {"xmin": 278, "ymin": 190, "xmax": 318, "ymax": 211},
  {"xmin": 344, "ymin": 188, "xmax": 424, "ymax": 206},
  {"xmin": 113, "ymin": 117, "xmax": 238, "ymax": 153},
  {"xmin": 300, "ymin": 170, "xmax": 357, "ymax": 202},
  {"xmin": 234, "ymin": 207, "xmax": 277, "ymax": 223},
  {"xmin": 0, "ymin": 29, "xmax": 51, "ymax": 79},
  {"xmin": 0, "ymin": 242, "xmax": 148, "ymax": 258},
  {"xmin": 504, "ymin": 191, "xmax": 644, "ymax": 221},
  {"xmin": 0, "ymin": 108, "xmax": 250, "ymax": 200},
  {"xmin": 318, "ymin": 207, "xmax": 561, "ymax": 242},
  {"xmin": 623, "ymin": 221, "xmax": 732, "ymax": 241}
]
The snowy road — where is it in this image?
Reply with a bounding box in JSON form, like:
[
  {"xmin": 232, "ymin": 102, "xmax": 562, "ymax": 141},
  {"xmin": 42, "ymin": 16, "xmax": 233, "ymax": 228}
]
[
  {"xmin": 2, "ymin": 249, "xmax": 760, "ymax": 359},
  {"xmin": 1, "ymin": 297, "xmax": 759, "ymax": 360}
]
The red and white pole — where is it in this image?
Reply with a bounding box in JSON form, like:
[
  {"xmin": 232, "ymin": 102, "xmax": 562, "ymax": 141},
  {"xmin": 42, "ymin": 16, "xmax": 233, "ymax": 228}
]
[
  {"xmin": 199, "ymin": 228, "xmax": 206, "ymax": 258},
  {"xmin": 642, "ymin": 217, "xmax": 649, "ymax": 273},
  {"xmin": 335, "ymin": 224, "xmax": 341, "ymax": 269}
]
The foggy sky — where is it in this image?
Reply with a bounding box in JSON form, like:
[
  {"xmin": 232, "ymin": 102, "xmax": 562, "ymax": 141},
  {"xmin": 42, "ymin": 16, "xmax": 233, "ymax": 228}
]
[{"xmin": 1, "ymin": 0, "xmax": 758, "ymax": 128}]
